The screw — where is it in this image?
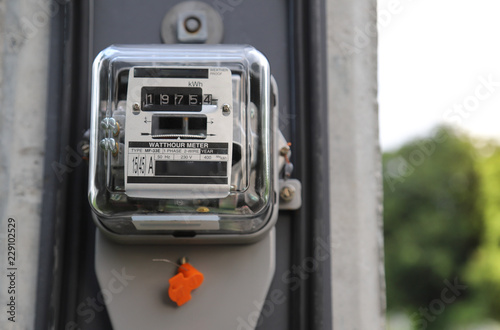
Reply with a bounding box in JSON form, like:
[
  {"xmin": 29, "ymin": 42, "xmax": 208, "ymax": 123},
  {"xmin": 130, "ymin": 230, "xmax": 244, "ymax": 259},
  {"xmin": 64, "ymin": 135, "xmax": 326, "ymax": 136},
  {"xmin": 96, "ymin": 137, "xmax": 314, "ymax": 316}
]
[
  {"xmin": 112, "ymin": 142, "xmax": 119, "ymax": 157},
  {"xmin": 99, "ymin": 138, "xmax": 118, "ymax": 155},
  {"xmin": 100, "ymin": 117, "xmax": 116, "ymax": 130},
  {"xmin": 99, "ymin": 139, "xmax": 107, "ymax": 151},
  {"xmin": 184, "ymin": 16, "xmax": 201, "ymax": 33},
  {"xmin": 81, "ymin": 143, "xmax": 90, "ymax": 158},
  {"xmin": 280, "ymin": 146, "xmax": 290, "ymax": 156},
  {"xmin": 280, "ymin": 185, "xmax": 295, "ymax": 202},
  {"xmin": 100, "ymin": 119, "xmax": 108, "ymax": 130},
  {"xmin": 132, "ymin": 102, "xmax": 140, "ymax": 111},
  {"xmin": 222, "ymin": 103, "xmax": 231, "ymax": 116}
]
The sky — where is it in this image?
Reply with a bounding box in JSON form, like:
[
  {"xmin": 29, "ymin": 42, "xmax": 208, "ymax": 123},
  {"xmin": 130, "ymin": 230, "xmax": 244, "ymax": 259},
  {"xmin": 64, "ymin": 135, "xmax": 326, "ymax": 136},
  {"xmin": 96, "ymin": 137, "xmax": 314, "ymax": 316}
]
[{"xmin": 378, "ymin": 0, "xmax": 500, "ymax": 151}]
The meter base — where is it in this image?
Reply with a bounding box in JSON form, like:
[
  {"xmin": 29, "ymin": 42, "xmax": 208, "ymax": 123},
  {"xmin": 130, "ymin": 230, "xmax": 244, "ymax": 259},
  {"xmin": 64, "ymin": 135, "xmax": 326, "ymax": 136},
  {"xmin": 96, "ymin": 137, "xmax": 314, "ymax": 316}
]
[{"xmin": 94, "ymin": 228, "xmax": 275, "ymax": 330}]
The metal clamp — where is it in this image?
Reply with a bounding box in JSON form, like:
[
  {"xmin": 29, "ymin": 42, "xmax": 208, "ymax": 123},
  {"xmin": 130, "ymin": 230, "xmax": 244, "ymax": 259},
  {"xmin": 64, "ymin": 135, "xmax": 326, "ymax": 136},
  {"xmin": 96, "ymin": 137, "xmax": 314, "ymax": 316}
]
[{"xmin": 161, "ymin": 1, "xmax": 224, "ymax": 44}]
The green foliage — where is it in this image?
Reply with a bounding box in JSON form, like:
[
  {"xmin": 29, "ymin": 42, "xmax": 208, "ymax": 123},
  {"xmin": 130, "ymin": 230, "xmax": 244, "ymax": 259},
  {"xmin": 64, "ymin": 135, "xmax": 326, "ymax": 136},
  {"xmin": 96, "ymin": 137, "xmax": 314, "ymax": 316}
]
[
  {"xmin": 465, "ymin": 142, "xmax": 500, "ymax": 319},
  {"xmin": 383, "ymin": 126, "xmax": 483, "ymax": 329}
]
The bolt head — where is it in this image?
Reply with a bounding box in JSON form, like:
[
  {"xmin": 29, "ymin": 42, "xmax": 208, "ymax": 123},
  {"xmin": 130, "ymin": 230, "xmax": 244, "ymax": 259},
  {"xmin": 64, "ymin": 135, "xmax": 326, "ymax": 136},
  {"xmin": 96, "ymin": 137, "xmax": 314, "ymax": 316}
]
[
  {"xmin": 280, "ymin": 185, "xmax": 296, "ymax": 202},
  {"xmin": 184, "ymin": 16, "xmax": 201, "ymax": 33},
  {"xmin": 100, "ymin": 118, "xmax": 109, "ymax": 130},
  {"xmin": 99, "ymin": 139, "xmax": 107, "ymax": 150},
  {"xmin": 280, "ymin": 146, "xmax": 290, "ymax": 156},
  {"xmin": 222, "ymin": 104, "xmax": 231, "ymax": 116}
]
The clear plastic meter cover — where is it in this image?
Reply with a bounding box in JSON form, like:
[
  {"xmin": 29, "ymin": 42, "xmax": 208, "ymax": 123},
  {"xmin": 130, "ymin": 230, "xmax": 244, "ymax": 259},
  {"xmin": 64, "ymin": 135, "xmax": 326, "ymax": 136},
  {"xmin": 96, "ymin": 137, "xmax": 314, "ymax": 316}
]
[{"xmin": 88, "ymin": 45, "xmax": 277, "ymax": 242}]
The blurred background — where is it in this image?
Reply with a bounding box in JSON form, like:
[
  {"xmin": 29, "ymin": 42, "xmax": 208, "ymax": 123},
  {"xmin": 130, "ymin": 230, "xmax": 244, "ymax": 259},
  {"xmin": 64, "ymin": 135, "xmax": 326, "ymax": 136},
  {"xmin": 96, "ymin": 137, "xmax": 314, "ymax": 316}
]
[{"xmin": 379, "ymin": 0, "xmax": 500, "ymax": 329}]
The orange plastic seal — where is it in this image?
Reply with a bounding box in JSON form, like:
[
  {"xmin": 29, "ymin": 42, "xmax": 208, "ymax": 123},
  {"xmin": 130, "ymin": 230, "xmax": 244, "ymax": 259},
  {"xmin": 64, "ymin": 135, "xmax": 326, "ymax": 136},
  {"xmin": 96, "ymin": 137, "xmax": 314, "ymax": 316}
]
[{"xmin": 168, "ymin": 263, "xmax": 204, "ymax": 306}]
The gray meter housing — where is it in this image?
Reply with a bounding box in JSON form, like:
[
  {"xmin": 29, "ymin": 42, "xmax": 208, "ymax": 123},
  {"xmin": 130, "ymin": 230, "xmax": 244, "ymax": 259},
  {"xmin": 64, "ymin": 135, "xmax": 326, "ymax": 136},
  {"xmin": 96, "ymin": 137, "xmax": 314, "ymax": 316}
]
[{"xmin": 88, "ymin": 45, "xmax": 278, "ymax": 244}]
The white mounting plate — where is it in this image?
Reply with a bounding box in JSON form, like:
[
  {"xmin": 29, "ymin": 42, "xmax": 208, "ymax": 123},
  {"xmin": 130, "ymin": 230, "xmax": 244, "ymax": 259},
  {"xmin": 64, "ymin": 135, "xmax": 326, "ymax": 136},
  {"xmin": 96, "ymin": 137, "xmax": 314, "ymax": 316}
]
[{"xmin": 94, "ymin": 229, "xmax": 275, "ymax": 330}]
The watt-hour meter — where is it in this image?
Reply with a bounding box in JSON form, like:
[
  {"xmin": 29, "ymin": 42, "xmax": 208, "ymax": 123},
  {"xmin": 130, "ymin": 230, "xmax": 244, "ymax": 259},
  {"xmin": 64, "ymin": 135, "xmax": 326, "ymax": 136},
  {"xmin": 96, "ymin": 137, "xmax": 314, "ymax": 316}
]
[{"xmin": 88, "ymin": 45, "xmax": 279, "ymax": 243}]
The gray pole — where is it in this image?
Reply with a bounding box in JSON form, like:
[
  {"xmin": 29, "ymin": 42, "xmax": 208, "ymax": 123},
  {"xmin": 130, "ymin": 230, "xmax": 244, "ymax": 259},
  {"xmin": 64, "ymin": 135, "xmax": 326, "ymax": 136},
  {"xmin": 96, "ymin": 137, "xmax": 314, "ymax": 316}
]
[{"xmin": 327, "ymin": 0, "xmax": 386, "ymax": 328}]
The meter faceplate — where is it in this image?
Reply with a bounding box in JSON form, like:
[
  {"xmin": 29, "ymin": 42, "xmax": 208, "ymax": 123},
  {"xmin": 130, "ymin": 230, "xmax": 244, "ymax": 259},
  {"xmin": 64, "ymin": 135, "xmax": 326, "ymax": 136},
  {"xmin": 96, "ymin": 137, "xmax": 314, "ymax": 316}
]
[
  {"xmin": 88, "ymin": 45, "xmax": 277, "ymax": 243},
  {"xmin": 124, "ymin": 67, "xmax": 233, "ymax": 199}
]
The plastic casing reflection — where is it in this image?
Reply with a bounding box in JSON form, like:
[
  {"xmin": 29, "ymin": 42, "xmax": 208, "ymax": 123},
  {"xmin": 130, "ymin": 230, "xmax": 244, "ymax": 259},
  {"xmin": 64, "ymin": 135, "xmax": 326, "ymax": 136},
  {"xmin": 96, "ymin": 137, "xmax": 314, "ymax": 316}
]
[{"xmin": 88, "ymin": 45, "xmax": 278, "ymax": 244}]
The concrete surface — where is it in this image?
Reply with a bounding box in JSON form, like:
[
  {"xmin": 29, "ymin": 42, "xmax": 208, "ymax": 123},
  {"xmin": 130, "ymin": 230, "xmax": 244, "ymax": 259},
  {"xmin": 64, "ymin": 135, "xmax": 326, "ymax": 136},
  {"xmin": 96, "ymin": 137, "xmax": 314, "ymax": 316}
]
[
  {"xmin": 0, "ymin": 0, "xmax": 50, "ymax": 329},
  {"xmin": 327, "ymin": 0, "xmax": 386, "ymax": 329}
]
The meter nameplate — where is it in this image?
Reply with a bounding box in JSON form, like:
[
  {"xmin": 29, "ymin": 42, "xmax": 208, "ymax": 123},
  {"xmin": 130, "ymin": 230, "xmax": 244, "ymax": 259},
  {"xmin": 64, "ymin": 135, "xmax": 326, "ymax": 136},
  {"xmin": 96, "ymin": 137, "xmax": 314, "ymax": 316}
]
[{"xmin": 124, "ymin": 67, "xmax": 233, "ymax": 199}]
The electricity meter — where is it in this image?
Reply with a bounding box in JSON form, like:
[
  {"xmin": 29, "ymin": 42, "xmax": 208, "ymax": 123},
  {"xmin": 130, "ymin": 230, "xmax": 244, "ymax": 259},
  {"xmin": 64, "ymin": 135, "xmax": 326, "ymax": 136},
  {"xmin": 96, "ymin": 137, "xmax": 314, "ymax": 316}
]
[{"xmin": 88, "ymin": 45, "xmax": 279, "ymax": 243}]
